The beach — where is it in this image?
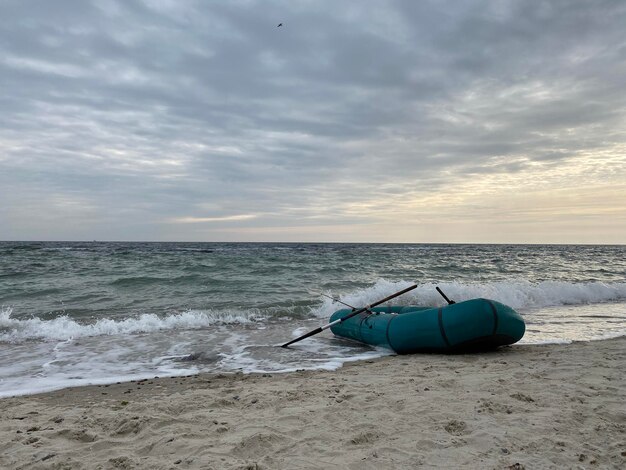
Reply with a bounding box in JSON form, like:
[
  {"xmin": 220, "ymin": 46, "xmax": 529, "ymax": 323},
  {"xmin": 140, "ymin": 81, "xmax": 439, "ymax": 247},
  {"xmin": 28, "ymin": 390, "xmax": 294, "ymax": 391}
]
[
  {"xmin": 1, "ymin": 337, "xmax": 624, "ymax": 469},
  {"xmin": 2, "ymin": 0, "xmax": 626, "ymax": 467}
]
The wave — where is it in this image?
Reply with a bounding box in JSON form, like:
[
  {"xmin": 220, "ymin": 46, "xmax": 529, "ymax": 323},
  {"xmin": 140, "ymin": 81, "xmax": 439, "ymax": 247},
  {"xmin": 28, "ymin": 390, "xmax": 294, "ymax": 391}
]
[
  {"xmin": 2, "ymin": 279, "xmax": 624, "ymax": 343},
  {"xmin": 108, "ymin": 274, "xmax": 202, "ymax": 287},
  {"xmin": 0, "ymin": 307, "xmax": 263, "ymax": 343},
  {"xmin": 311, "ymin": 279, "xmax": 626, "ymax": 317}
]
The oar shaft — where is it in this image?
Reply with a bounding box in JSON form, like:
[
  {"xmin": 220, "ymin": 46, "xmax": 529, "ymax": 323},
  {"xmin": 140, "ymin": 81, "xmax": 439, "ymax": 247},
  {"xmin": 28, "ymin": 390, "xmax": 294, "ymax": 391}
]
[
  {"xmin": 281, "ymin": 326, "xmax": 324, "ymax": 347},
  {"xmin": 282, "ymin": 284, "xmax": 417, "ymax": 348},
  {"xmin": 316, "ymin": 291, "xmax": 375, "ymax": 314},
  {"xmin": 318, "ymin": 292, "xmax": 356, "ymax": 310}
]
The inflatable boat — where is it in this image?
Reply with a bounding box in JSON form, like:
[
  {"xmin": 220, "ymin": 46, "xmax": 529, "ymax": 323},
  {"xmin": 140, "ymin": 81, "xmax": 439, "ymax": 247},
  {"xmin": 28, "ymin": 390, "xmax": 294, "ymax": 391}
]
[{"xmin": 329, "ymin": 298, "xmax": 525, "ymax": 353}]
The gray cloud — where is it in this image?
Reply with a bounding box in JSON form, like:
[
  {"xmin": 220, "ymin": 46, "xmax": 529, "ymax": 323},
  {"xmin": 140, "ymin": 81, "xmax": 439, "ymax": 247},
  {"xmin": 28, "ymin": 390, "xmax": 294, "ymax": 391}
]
[{"xmin": 1, "ymin": 0, "xmax": 625, "ymax": 242}]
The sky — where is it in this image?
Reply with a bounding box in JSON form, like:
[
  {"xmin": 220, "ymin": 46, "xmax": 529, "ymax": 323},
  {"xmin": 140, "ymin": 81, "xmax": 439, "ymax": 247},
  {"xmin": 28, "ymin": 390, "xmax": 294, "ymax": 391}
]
[{"xmin": 1, "ymin": 0, "xmax": 625, "ymax": 244}]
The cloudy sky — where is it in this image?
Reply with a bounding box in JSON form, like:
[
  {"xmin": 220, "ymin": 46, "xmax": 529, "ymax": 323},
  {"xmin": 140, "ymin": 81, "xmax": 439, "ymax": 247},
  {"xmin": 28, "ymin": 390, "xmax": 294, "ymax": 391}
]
[{"xmin": 1, "ymin": 0, "xmax": 625, "ymax": 243}]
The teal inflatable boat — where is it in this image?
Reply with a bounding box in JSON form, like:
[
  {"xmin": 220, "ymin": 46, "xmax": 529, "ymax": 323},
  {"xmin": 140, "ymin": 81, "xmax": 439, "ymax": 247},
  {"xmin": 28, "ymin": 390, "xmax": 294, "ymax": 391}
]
[{"xmin": 329, "ymin": 298, "xmax": 525, "ymax": 353}]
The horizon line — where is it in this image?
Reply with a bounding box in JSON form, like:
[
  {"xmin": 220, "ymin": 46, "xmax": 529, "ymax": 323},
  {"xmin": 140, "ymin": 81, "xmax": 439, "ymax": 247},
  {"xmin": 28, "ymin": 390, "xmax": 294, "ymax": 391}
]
[{"xmin": 1, "ymin": 240, "xmax": 624, "ymax": 247}]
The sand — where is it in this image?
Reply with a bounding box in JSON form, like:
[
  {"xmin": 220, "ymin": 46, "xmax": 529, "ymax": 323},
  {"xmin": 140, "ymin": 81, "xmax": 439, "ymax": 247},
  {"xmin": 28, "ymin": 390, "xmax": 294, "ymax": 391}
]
[{"xmin": 1, "ymin": 337, "xmax": 624, "ymax": 469}]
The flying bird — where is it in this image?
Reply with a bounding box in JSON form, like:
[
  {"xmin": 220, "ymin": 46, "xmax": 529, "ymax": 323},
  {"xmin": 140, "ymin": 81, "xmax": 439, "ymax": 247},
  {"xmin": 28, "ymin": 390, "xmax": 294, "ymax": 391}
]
[{"xmin": 277, "ymin": 23, "xmax": 283, "ymax": 27}]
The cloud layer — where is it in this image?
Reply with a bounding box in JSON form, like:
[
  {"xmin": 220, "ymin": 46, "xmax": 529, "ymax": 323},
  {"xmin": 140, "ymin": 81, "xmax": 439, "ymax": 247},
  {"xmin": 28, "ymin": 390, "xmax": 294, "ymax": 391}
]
[{"xmin": 1, "ymin": 0, "xmax": 625, "ymax": 242}]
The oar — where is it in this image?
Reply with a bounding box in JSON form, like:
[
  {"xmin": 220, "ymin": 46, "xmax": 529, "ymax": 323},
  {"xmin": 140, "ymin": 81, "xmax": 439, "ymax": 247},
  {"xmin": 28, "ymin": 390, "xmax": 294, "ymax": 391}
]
[
  {"xmin": 310, "ymin": 290, "xmax": 373, "ymax": 314},
  {"xmin": 436, "ymin": 286, "xmax": 455, "ymax": 305},
  {"xmin": 281, "ymin": 284, "xmax": 417, "ymax": 348}
]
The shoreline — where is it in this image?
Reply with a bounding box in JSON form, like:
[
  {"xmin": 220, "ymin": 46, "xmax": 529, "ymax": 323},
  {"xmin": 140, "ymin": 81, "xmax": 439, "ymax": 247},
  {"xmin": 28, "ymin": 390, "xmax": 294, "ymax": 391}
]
[{"xmin": 1, "ymin": 338, "xmax": 624, "ymax": 469}]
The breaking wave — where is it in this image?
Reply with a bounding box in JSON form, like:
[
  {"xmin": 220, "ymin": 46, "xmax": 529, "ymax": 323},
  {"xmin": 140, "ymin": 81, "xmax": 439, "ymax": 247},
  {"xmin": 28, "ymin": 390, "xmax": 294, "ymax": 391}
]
[
  {"xmin": 2, "ymin": 280, "xmax": 625, "ymax": 343},
  {"xmin": 0, "ymin": 307, "xmax": 263, "ymax": 343},
  {"xmin": 312, "ymin": 279, "xmax": 626, "ymax": 317}
]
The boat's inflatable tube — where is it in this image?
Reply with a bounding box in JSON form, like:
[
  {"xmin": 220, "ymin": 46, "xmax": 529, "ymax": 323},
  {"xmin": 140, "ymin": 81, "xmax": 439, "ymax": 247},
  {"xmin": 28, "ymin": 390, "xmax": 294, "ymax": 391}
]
[{"xmin": 329, "ymin": 298, "xmax": 525, "ymax": 353}]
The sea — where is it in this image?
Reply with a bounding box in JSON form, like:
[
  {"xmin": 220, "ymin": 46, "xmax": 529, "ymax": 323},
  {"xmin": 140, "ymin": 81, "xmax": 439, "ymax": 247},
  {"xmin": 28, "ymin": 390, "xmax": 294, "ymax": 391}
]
[{"xmin": 1, "ymin": 242, "xmax": 625, "ymax": 398}]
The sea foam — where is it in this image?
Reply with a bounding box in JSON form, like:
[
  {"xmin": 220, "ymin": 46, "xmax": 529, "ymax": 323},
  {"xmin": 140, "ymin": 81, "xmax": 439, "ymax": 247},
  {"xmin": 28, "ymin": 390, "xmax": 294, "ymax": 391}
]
[
  {"xmin": 313, "ymin": 279, "xmax": 626, "ymax": 317},
  {"xmin": 0, "ymin": 307, "xmax": 262, "ymax": 343},
  {"xmin": 2, "ymin": 280, "xmax": 625, "ymax": 343}
]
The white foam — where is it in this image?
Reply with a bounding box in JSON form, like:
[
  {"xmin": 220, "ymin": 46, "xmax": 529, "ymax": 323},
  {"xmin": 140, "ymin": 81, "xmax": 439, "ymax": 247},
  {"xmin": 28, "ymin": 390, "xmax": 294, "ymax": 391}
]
[
  {"xmin": 0, "ymin": 306, "xmax": 263, "ymax": 343},
  {"xmin": 518, "ymin": 338, "xmax": 573, "ymax": 345},
  {"xmin": 0, "ymin": 331, "xmax": 203, "ymax": 398},
  {"xmin": 0, "ymin": 372, "xmax": 189, "ymax": 399},
  {"xmin": 587, "ymin": 328, "xmax": 626, "ymax": 341},
  {"xmin": 225, "ymin": 350, "xmax": 391, "ymax": 374},
  {"xmin": 311, "ymin": 279, "xmax": 626, "ymax": 317},
  {"xmin": 216, "ymin": 336, "xmax": 392, "ymax": 374},
  {"xmin": 519, "ymin": 330, "xmax": 626, "ymax": 345}
]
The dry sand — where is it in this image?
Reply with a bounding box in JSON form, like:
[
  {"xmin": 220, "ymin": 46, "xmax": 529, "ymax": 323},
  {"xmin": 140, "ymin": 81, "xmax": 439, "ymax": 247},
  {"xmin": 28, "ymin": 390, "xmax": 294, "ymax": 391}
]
[{"xmin": 1, "ymin": 337, "xmax": 624, "ymax": 469}]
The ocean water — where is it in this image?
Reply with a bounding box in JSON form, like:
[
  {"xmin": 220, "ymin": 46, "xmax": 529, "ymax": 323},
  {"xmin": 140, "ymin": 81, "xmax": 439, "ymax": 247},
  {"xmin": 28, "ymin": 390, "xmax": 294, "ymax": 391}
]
[{"xmin": 1, "ymin": 242, "xmax": 625, "ymax": 397}]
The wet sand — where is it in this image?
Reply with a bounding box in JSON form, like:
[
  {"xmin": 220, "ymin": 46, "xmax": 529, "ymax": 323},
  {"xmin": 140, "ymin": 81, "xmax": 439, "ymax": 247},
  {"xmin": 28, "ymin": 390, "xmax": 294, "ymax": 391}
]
[{"xmin": 1, "ymin": 337, "xmax": 624, "ymax": 469}]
